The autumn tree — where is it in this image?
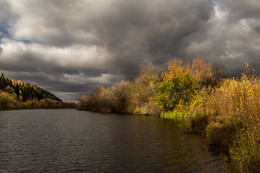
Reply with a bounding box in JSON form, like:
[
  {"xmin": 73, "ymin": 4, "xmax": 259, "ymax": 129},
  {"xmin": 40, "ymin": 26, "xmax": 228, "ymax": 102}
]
[
  {"xmin": 156, "ymin": 60, "xmax": 195, "ymax": 111},
  {"xmin": 191, "ymin": 57, "xmax": 216, "ymax": 88},
  {"xmin": 129, "ymin": 65, "xmax": 162, "ymax": 115}
]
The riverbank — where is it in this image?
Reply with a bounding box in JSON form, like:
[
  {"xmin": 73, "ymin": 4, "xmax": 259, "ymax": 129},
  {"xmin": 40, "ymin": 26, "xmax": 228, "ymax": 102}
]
[
  {"xmin": 78, "ymin": 58, "xmax": 259, "ymax": 173},
  {"xmin": 160, "ymin": 76, "xmax": 259, "ymax": 173}
]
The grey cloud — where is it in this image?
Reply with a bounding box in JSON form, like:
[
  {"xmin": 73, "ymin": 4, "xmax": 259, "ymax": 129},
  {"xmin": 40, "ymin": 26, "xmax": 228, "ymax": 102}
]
[
  {"xmin": 217, "ymin": 0, "xmax": 260, "ymax": 20},
  {"xmin": 0, "ymin": 0, "xmax": 259, "ymax": 101},
  {"xmin": 185, "ymin": 1, "xmax": 260, "ymax": 76}
]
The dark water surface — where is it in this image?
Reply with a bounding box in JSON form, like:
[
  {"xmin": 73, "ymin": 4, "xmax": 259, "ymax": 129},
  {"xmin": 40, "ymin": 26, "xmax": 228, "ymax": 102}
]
[{"xmin": 0, "ymin": 109, "xmax": 226, "ymax": 172}]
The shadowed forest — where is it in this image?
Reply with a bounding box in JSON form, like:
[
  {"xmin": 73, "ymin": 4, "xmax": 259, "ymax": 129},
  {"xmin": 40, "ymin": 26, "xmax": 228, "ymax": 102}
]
[
  {"xmin": 0, "ymin": 74, "xmax": 74, "ymax": 109},
  {"xmin": 78, "ymin": 57, "xmax": 259, "ymax": 173}
]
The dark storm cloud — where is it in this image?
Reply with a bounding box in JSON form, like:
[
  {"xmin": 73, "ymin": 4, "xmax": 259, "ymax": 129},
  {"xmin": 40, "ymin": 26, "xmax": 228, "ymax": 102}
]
[
  {"xmin": 0, "ymin": 0, "xmax": 259, "ymax": 101},
  {"xmin": 186, "ymin": 0, "xmax": 260, "ymax": 76}
]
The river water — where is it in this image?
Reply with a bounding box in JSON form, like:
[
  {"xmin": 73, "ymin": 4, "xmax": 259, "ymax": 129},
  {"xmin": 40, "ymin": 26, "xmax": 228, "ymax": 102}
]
[{"xmin": 0, "ymin": 109, "xmax": 226, "ymax": 172}]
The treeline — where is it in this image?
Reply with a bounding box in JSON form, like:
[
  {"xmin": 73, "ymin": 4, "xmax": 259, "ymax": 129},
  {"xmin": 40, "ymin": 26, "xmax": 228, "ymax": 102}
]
[
  {"xmin": 0, "ymin": 73, "xmax": 75, "ymax": 110},
  {"xmin": 78, "ymin": 57, "xmax": 220, "ymax": 114},
  {"xmin": 0, "ymin": 73, "xmax": 61, "ymax": 102},
  {"xmin": 78, "ymin": 57, "xmax": 259, "ymax": 173},
  {"xmin": 78, "ymin": 64, "xmax": 163, "ymax": 115}
]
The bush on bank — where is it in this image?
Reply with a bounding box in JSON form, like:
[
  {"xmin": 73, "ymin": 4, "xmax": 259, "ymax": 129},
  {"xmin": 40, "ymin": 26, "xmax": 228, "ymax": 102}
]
[
  {"xmin": 78, "ymin": 58, "xmax": 259, "ymax": 173},
  {"xmin": 188, "ymin": 64, "xmax": 259, "ymax": 172}
]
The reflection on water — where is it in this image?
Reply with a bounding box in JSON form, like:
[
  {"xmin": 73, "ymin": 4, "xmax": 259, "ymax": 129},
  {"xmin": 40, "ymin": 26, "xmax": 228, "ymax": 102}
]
[{"xmin": 0, "ymin": 109, "xmax": 226, "ymax": 172}]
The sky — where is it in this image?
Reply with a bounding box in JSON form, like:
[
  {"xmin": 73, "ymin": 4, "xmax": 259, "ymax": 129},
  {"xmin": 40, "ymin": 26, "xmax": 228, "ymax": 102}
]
[{"xmin": 0, "ymin": 0, "xmax": 259, "ymax": 102}]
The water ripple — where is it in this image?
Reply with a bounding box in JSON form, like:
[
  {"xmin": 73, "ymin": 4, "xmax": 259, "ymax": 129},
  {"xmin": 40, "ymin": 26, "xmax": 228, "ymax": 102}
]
[{"xmin": 0, "ymin": 109, "xmax": 227, "ymax": 172}]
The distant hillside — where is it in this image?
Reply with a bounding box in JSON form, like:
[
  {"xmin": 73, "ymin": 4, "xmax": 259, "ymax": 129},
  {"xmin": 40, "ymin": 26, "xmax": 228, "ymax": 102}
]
[{"xmin": 0, "ymin": 73, "xmax": 61, "ymax": 102}]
